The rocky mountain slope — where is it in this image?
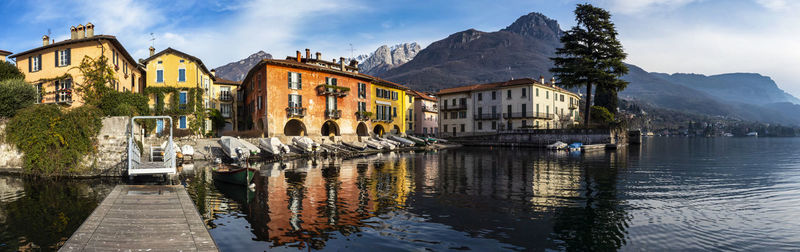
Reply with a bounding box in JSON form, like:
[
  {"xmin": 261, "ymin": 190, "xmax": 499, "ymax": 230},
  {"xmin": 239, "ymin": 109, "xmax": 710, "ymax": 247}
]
[
  {"xmin": 357, "ymin": 43, "xmax": 421, "ymax": 76},
  {"xmin": 650, "ymin": 72, "xmax": 800, "ymax": 105},
  {"xmin": 213, "ymin": 51, "xmax": 272, "ymax": 81}
]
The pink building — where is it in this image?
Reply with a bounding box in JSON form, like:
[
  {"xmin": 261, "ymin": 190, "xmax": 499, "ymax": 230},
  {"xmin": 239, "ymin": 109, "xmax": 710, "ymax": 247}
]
[{"xmin": 408, "ymin": 90, "xmax": 439, "ymax": 136}]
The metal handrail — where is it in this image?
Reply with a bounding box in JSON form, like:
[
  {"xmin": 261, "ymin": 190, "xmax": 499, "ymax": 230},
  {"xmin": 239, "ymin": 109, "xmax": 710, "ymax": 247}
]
[
  {"xmin": 128, "ymin": 136, "xmax": 141, "ymax": 170},
  {"xmin": 163, "ymin": 138, "xmax": 176, "ymax": 169}
]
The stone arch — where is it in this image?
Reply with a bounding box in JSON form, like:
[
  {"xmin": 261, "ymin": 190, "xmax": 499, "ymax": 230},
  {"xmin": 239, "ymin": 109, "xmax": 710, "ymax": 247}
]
[
  {"xmin": 283, "ymin": 119, "xmax": 307, "ymax": 136},
  {"xmin": 392, "ymin": 125, "xmax": 401, "ymax": 134},
  {"xmin": 356, "ymin": 122, "xmax": 369, "ymax": 136},
  {"xmin": 321, "ymin": 120, "xmax": 340, "ymax": 136},
  {"xmin": 373, "ymin": 124, "xmax": 385, "ymax": 136}
]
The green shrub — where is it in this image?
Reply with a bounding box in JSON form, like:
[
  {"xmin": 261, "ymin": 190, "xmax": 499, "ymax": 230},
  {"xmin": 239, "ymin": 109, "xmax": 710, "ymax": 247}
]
[
  {"xmin": 4, "ymin": 105, "xmax": 103, "ymax": 175},
  {"xmin": 98, "ymin": 91, "xmax": 149, "ymax": 117},
  {"xmin": 0, "ymin": 78, "xmax": 37, "ymax": 118},
  {"xmin": 0, "ymin": 61, "xmax": 24, "ymax": 81},
  {"xmin": 591, "ymin": 105, "xmax": 614, "ymax": 125}
]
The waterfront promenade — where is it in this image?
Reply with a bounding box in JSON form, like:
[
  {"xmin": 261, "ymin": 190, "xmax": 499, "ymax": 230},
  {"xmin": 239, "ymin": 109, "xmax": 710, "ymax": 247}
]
[{"xmin": 59, "ymin": 185, "xmax": 217, "ymax": 251}]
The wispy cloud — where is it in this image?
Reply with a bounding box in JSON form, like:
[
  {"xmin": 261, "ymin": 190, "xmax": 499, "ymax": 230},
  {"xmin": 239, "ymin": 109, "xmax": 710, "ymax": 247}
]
[{"xmin": 601, "ymin": 0, "xmax": 701, "ymax": 14}]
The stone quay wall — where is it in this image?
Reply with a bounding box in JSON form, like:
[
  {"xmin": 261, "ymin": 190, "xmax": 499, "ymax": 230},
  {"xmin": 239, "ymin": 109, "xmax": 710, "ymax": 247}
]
[{"xmin": 448, "ymin": 128, "xmax": 627, "ymax": 148}]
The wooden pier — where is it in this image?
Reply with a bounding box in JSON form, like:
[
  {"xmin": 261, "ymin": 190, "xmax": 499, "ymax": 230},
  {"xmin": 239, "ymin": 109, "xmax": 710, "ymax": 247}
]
[{"xmin": 60, "ymin": 185, "xmax": 217, "ymax": 251}]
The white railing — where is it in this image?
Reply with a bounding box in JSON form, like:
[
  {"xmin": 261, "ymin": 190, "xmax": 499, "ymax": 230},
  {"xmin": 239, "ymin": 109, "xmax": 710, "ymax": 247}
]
[
  {"xmin": 163, "ymin": 138, "xmax": 176, "ymax": 170},
  {"xmin": 128, "ymin": 116, "xmax": 177, "ymax": 176},
  {"xmin": 128, "ymin": 136, "xmax": 141, "ymax": 170}
]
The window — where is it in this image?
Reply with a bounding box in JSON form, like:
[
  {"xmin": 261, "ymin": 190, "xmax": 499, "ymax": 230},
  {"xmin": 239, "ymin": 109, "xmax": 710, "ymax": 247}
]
[
  {"xmin": 112, "ymin": 50, "xmax": 118, "ymax": 66},
  {"xmin": 478, "ymin": 122, "xmax": 483, "ymax": 130},
  {"xmin": 522, "ymin": 120, "xmax": 527, "ymax": 127},
  {"xmin": 507, "ymin": 105, "xmax": 512, "ymax": 114},
  {"xmin": 288, "ymin": 72, "xmax": 302, "ymax": 89},
  {"xmin": 57, "ymin": 49, "xmax": 71, "ymax": 67},
  {"xmin": 521, "ymin": 104, "xmax": 527, "ymax": 114},
  {"xmin": 450, "ymin": 112, "xmax": 457, "ymax": 119},
  {"xmin": 546, "ymin": 105, "xmax": 550, "ymax": 114},
  {"xmin": 55, "ymin": 78, "xmax": 72, "ymax": 102},
  {"xmin": 492, "ymin": 91, "xmax": 496, "ymax": 100},
  {"xmin": 393, "ymin": 107, "xmax": 397, "ymax": 117},
  {"xmin": 179, "ymin": 116, "xmax": 187, "ymax": 129},
  {"xmin": 561, "ymin": 94, "xmax": 565, "ymax": 102},
  {"xmin": 257, "ymin": 96, "xmax": 262, "ymax": 110},
  {"xmin": 460, "ymin": 98, "xmax": 466, "ymax": 106},
  {"xmin": 507, "ymin": 90, "xmax": 511, "ymax": 99},
  {"xmin": 443, "ymin": 125, "xmax": 448, "ymax": 132},
  {"xmin": 460, "ymin": 124, "xmax": 465, "ymax": 132},
  {"xmin": 156, "ymin": 70, "xmax": 164, "ymax": 83},
  {"xmin": 178, "ymin": 67, "xmax": 186, "ymax": 82},
  {"xmin": 491, "ymin": 106, "xmax": 497, "ymax": 115},
  {"xmin": 451, "ymin": 99, "xmax": 456, "ymax": 106},
  {"xmin": 491, "ymin": 121, "xmax": 497, "ymax": 130},
  {"xmin": 123, "ymin": 63, "xmax": 128, "ymax": 74},
  {"xmin": 326, "ymin": 77, "xmax": 338, "ymax": 85},
  {"xmin": 522, "ymin": 88, "xmax": 527, "ymax": 97},
  {"xmin": 179, "ymin": 91, "xmax": 187, "ymax": 109},
  {"xmin": 478, "ymin": 93, "xmax": 483, "ymax": 101},
  {"xmin": 221, "ymin": 104, "xmax": 232, "ymax": 118},
  {"xmin": 459, "ymin": 111, "xmax": 466, "ymax": 118},
  {"xmin": 443, "ymin": 112, "xmax": 447, "ymax": 119},
  {"xmin": 536, "ymin": 88, "xmax": 539, "ymax": 97},
  {"xmin": 29, "ymin": 55, "xmax": 42, "ymax": 72},
  {"xmin": 288, "ymin": 94, "xmax": 302, "ymax": 108},
  {"xmin": 546, "ymin": 91, "xmax": 549, "ymax": 99},
  {"xmin": 358, "ymin": 83, "xmax": 367, "ymax": 98}
]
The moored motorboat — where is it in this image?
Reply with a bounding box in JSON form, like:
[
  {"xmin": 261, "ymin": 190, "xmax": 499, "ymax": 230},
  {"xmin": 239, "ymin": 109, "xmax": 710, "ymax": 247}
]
[
  {"xmin": 343, "ymin": 141, "xmax": 368, "ymax": 150},
  {"xmin": 259, "ymin": 137, "xmax": 291, "ymax": 155},
  {"xmin": 374, "ymin": 138, "xmax": 397, "ymax": 150},
  {"xmin": 547, "ymin": 141, "xmax": 567, "ymax": 150},
  {"xmin": 389, "ymin": 135, "xmax": 416, "ymax": 147},
  {"xmin": 364, "ymin": 139, "xmax": 383, "ymax": 149},
  {"xmin": 568, "ymin": 142, "xmax": 582, "ymax": 152},
  {"xmin": 238, "ymin": 138, "xmax": 261, "ymax": 156},
  {"xmin": 212, "ymin": 163, "xmax": 257, "ymax": 185},
  {"xmin": 406, "ymin": 135, "xmax": 428, "ymax": 146},
  {"xmin": 219, "ymin": 136, "xmax": 247, "ymax": 160},
  {"xmin": 292, "ymin": 136, "xmax": 319, "ymax": 153}
]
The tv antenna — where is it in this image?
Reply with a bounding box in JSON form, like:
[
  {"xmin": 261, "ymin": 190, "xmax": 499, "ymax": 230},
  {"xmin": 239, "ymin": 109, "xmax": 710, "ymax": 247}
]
[
  {"xmin": 349, "ymin": 43, "xmax": 355, "ymax": 59},
  {"xmin": 150, "ymin": 33, "xmax": 156, "ymax": 47},
  {"xmin": 47, "ymin": 28, "xmax": 51, "ymax": 38}
]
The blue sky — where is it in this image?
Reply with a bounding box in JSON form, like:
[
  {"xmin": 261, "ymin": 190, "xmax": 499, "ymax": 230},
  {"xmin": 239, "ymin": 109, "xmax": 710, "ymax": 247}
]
[{"xmin": 1, "ymin": 0, "xmax": 799, "ymax": 96}]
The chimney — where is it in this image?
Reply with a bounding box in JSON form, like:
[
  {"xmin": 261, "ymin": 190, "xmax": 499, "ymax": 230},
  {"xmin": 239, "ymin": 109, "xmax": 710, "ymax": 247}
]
[
  {"xmin": 76, "ymin": 24, "xmax": 85, "ymax": 39},
  {"xmin": 349, "ymin": 59, "xmax": 358, "ymax": 67},
  {"xmin": 539, "ymin": 75, "xmax": 545, "ymax": 84},
  {"xmin": 85, "ymin": 22, "xmax": 94, "ymax": 37},
  {"xmin": 211, "ymin": 69, "xmax": 216, "ymax": 77},
  {"xmin": 149, "ymin": 46, "xmax": 155, "ymax": 56},
  {"xmin": 42, "ymin": 35, "xmax": 50, "ymax": 46},
  {"xmin": 551, "ymin": 77, "xmax": 556, "ymax": 84},
  {"xmin": 296, "ymin": 51, "xmax": 302, "ymax": 62},
  {"xmin": 315, "ymin": 52, "xmax": 321, "ymax": 60},
  {"xmin": 340, "ymin": 57, "xmax": 345, "ymax": 71},
  {"xmin": 305, "ymin": 48, "xmax": 311, "ymax": 59},
  {"xmin": 70, "ymin": 26, "xmax": 77, "ymax": 40}
]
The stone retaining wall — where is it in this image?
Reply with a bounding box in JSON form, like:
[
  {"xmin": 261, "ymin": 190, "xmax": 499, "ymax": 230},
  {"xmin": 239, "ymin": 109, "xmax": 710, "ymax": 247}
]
[{"xmin": 450, "ymin": 128, "xmax": 628, "ymax": 147}]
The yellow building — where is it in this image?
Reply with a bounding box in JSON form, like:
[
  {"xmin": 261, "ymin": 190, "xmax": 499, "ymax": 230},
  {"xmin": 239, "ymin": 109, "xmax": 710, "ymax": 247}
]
[
  {"xmin": 370, "ymin": 78, "xmax": 409, "ymax": 136},
  {"xmin": 141, "ymin": 47, "xmax": 215, "ymax": 132},
  {"xmin": 10, "ymin": 23, "xmax": 143, "ymax": 107},
  {"xmin": 0, "ymin": 50, "xmax": 11, "ymax": 62},
  {"xmin": 208, "ymin": 70, "xmax": 241, "ymax": 134}
]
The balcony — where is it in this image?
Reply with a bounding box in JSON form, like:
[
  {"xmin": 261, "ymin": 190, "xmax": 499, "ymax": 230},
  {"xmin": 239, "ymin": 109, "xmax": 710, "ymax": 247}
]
[
  {"xmin": 440, "ymin": 103, "xmax": 467, "ymax": 111},
  {"xmin": 474, "ymin": 113, "xmax": 500, "ymax": 120},
  {"xmin": 355, "ymin": 111, "xmax": 372, "ymax": 121},
  {"xmin": 36, "ymin": 89, "xmax": 73, "ymax": 104},
  {"xmin": 316, "ymin": 85, "xmax": 350, "ymax": 97},
  {"xmin": 502, "ymin": 112, "xmax": 554, "ymax": 119},
  {"xmin": 372, "ymin": 117, "xmax": 394, "ymax": 123},
  {"xmin": 422, "ymin": 105, "xmax": 438, "ymax": 113},
  {"xmin": 325, "ymin": 109, "xmax": 342, "ymax": 119},
  {"xmin": 219, "ymin": 92, "xmax": 233, "ymax": 102},
  {"xmin": 569, "ymin": 102, "xmax": 578, "ymax": 110},
  {"xmin": 286, "ymin": 107, "xmax": 306, "ymax": 118}
]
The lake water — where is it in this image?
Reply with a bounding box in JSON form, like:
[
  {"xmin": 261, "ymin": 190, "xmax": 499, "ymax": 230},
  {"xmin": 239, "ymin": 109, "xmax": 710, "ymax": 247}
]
[{"xmin": 2, "ymin": 137, "xmax": 800, "ymax": 251}]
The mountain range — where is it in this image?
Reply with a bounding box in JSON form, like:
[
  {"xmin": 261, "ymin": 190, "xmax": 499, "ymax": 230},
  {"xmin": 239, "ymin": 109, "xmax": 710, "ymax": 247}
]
[
  {"xmin": 213, "ymin": 51, "xmax": 272, "ymax": 81},
  {"xmin": 213, "ymin": 12, "xmax": 800, "ymax": 126}
]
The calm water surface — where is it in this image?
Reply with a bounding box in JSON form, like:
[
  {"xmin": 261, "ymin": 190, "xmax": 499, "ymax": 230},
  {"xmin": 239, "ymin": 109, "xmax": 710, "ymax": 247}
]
[{"xmin": 2, "ymin": 137, "xmax": 800, "ymax": 251}]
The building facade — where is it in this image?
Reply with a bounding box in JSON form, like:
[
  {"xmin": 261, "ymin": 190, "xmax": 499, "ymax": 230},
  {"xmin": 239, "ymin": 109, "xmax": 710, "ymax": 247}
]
[
  {"xmin": 141, "ymin": 47, "xmax": 215, "ymax": 133},
  {"xmin": 437, "ymin": 78, "xmax": 581, "ymax": 137},
  {"xmin": 209, "ymin": 73, "xmax": 241, "ymax": 134},
  {"xmin": 370, "ymin": 78, "xmax": 409, "ymax": 136},
  {"xmin": 408, "ymin": 90, "xmax": 439, "ymax": 136},
  {"xmin": 0, "ymin": 50, "xmax": 11, "ymax": 62},
  {"xmin": 241, "ymin": 50, "xmax": 374, "ymax": 140},
  {"xmin": 10, "ymin": 23, "xmax": 143, "ymax": 107}
]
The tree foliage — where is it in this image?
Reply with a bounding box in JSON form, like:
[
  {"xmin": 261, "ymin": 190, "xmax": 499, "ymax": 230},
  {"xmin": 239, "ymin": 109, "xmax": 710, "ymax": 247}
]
[
  {"xmin": 74, "ymin": 55, "xmax": 116, "ymax": 107},
  {"xmin": 206, "ymin": 108, "xmax": 225, "ymax": 136},
  {"xmin": 551, "ymin": 4, "xmax": 628, "ymax": 126},
  {"xmin": 0, "ymin": 60, "xmax": 24, "ymax": 81},
  {"xmin": 4, "ymin": 105, "xmax": 103, "ymax": 175},
  {"xmin": 0, "ymin": 78, "xmax": 37, "ymax": 118},
  {"xmin": 591, "ymin": 105, "xmax": 614, "ymax": 126}
]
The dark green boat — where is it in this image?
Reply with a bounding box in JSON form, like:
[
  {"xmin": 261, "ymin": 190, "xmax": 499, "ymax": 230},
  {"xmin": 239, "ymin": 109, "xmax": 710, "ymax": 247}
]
[{"xmin": 212, "ymin": 164, "xmax": 257, "ymax": 186}]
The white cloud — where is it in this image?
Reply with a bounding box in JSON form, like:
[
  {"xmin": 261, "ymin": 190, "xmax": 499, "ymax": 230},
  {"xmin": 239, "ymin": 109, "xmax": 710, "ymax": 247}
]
[
  {"xmin": 755, "ymin": 0, "xmax": 800, "ymax": 11},
  {"xmin": 602, "ymin": 0, "xmax": 701, "ymax": 14}
]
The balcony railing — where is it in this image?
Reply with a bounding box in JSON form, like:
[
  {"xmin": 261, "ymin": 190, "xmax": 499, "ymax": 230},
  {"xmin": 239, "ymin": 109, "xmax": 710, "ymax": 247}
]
[
  {"xmin": 474, "ymin": 113, "xmax": 500, "ymax": 120},
  {"xmin": 356, "ymin": 111, "xmax": 372, "ymax": 121},
  {"xmin": 569, "ymin": 102, "xmax": 578, "ymax": 110},
  {"xmin": 422, "ymin": 105, "xmax": 438, "ymax": 113},
  {"xmin": 37, "ymin": 89, "xmax": 74, "ymax": 104},
  {"xmin": 372, "ymin": 117, "xmax": 394, "ymax": 123},
  {"xmin": 219, "ymin": 92, "xmax": 233, "ymax": 102},
  {"xmin": 316, "ymin": 85, "xmax": 349, "ymax": 97},
  {"xmin": 502, "ymin": 112, "xmax": 554, "ymax": 119},
  {"xmin": 286, "ymin": 107, "xmax": 306, "ymax": 118},
  {"xmin": 325, "ymin": 109, "xmax": 342, "ymax": 119},
  {"xmin": 441, "ymin": 103, "xmax": 466, "ymax": 111}
]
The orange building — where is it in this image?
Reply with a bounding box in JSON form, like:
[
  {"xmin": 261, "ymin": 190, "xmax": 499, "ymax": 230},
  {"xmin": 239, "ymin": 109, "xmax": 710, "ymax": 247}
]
[{"xmin": 241, "ymin": 49, "xmax": 374, "ymax": 141}]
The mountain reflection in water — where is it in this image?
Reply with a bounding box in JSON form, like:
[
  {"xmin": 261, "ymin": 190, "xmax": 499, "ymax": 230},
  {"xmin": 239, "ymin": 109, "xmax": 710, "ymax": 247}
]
[{"xmin": 185, "ymin": 148, "xmax": 630, "ymax": 251}]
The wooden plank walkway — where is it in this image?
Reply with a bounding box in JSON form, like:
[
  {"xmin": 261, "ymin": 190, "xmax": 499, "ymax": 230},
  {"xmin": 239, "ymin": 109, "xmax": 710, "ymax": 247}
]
[{"xmin": 60, "ymin": 185, "xmax": 218, "ymax": 251}]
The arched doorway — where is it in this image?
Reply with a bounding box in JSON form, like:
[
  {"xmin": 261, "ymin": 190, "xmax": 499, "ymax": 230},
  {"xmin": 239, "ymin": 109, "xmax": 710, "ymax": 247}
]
[
  {"xmin": 356, "ymin": 122, "xmax": 368, "ymax": 136},
  {"xmin": 320, "ymin": 120, "xmax": 340, "ymax": 136},
  {"xmin": 284, "ymin": 119, "xmax": 307, "ymax": 136},
  {"xmin": 373, "ymin": 124, "xmax": 385, "ymax": 136},
  {"xmin": 392, "ymin": 125, "xmax": 401, "ymax": 134}
]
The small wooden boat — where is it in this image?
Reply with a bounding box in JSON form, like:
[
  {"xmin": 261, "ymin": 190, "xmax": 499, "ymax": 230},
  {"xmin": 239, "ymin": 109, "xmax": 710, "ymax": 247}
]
[
  {"xmin": 372, "ymin": 137, "xmax": 396, "ymax": 150},
  {"xmin": 212, "ymin": 164, "xmax": 257, "ymax": 186},
  {"xmin": 343, "ymin": 141, "xmax": 367, "ymax": 150},
  {"xmin": 259, "ymin": 137, "xmax": 291, "ymax": 155},
  {"xmin": 292, "ymin": 136, "xmax": 319, "ymax": 153},
  {"xmin": 425, "ymin": 137, "xmax": 439, "ymax": 143},
  {"xmin": 389, "ymin": 135, "xmax": 416, "ymax": 147}
]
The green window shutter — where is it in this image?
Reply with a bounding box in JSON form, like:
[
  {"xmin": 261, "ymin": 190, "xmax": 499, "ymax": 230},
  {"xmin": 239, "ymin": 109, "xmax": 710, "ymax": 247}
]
[
  {"xmin": 287, "ymin": 72, "xmax": 291, "ymax": 88},
  {"xmin": 298, "ymin": 73, "xmax": 302, "ymax": 89},
  {"xmin": 28, "ymin": 56, "xmax": 31, "ymax": 72},
  {"xmin": 38, "ymin": 55, "xmax": 42, "ymax": 70},
  {"xmin": 288, "ymin": 94, "xmax": 291, "ymax": 107},
  {"xmin": 55, "ymin": 50, "xmax": 58, "ymax": 67},
  {"xmin": 66, "ymin": 49, "xmax": 71, "ymax": 65}
]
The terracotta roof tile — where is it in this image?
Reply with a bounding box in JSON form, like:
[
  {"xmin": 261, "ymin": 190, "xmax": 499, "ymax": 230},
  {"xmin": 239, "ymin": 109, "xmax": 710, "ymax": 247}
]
[{"xmin": 142, "ymin": 47, "xmax": 216, "ymax": 81}]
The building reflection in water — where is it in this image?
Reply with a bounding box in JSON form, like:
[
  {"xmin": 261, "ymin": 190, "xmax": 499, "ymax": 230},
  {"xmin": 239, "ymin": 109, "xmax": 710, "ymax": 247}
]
[{"xmin": 190, "ymin": 147, "xmax": 631, "ymax": 251}]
